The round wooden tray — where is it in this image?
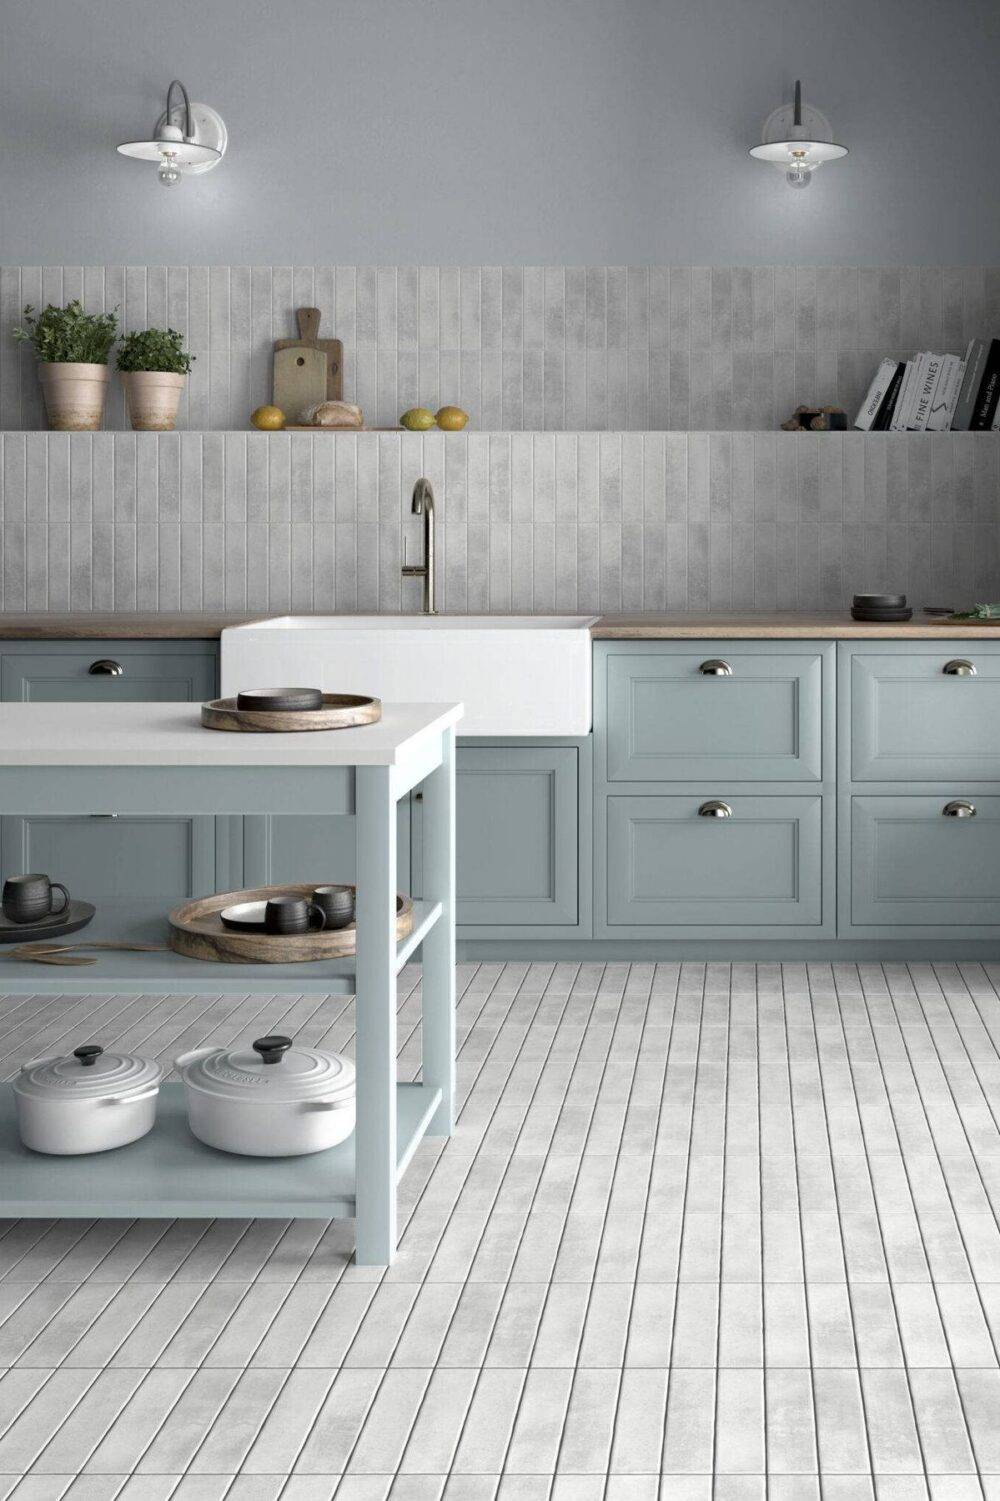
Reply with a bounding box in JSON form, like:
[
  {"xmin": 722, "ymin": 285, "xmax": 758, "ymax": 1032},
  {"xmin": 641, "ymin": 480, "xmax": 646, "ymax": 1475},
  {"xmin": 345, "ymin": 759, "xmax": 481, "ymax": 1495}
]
[
  {"xmin": 169, "ymin": 884, "xmax": 413, "ymax": 963},
  {"xmin": 201, "ymin": 694, "xmax": 382, "ymax": 733}
]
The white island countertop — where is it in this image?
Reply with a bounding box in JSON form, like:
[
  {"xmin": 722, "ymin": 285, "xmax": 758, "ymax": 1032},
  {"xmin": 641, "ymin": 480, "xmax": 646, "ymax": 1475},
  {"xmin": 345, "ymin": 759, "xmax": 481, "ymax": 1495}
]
[{"xmin": 0, "ymin": 701, "xmax": 463, "ymax": 766}]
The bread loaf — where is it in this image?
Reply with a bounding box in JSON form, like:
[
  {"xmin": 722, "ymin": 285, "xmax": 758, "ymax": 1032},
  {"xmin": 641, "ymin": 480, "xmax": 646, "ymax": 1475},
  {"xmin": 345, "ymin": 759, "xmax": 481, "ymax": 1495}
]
[{"xmin": 302, "ymin": 400, "xmax": 364, "ymax": 429}]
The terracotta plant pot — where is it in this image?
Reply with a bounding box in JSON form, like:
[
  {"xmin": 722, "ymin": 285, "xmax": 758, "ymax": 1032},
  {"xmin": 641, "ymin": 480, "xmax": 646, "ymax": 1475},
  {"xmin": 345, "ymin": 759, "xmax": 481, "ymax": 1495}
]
[
  {"xmin": 120, "ymin": 370, "xmax": 186, "ymax": 432},
  {"xmin": 37, "ymin": 363, "xmax": 109, "ymax": 431}
]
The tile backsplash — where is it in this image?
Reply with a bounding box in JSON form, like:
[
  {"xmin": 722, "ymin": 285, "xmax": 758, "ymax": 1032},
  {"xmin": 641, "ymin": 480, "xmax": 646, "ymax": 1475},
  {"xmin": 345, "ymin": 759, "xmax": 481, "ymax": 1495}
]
[
  {"xmin": 2, "ymin": 265, "xmax": 999, "ymax": 433},
  {"xmin": 1, "ymin": 430, "xmax": 997, "ymax": 616}
]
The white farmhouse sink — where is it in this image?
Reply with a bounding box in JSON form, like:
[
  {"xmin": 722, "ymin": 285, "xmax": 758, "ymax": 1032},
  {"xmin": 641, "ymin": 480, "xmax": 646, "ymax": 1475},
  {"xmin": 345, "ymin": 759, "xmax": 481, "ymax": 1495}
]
[{"xmin": 221, "ymin": 615, "xmax": 598, "ymax": 736}]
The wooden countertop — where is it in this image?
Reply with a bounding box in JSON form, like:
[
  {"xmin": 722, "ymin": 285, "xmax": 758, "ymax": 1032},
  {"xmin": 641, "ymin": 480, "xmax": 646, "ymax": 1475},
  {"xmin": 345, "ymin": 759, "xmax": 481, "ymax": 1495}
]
[
  {"xmin": 1, "ymin": 610, "xmax": 999, "ymax": 641},
  {"xmin": 0, "ymin": 614, "xmax": 253, "ymax": 639},
  {"xmin": 592, "ymin": 613, "xmax": 1000, "ymax": 639}
]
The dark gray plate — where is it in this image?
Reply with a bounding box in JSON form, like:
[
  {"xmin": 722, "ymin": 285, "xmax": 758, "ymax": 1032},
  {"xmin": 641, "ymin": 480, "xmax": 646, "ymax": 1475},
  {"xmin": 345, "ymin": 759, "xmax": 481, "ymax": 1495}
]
[{"xmin": 0, "ymin": 899, "xmax": 96, "ymax": 944}]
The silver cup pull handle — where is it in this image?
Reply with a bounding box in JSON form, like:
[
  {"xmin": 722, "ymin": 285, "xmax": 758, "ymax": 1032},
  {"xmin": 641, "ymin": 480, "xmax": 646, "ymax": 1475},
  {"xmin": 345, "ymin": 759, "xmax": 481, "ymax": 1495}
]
[
  {"xmin": 88, "ymin": 659, "xmax": 124, "ymax": 677},
  {"xmin": 943, "ymin": 659, "xmax": 976, "ymax": 676},
  {"xmin": 699, "ymin": 659, "xmax": 732, "ymax": 677},
  {"xmin": 943, "ymin": 800, "xmax": 976, "ymax": 818},
  {"xmin": 698, "ymin": 800, "xmax": 733, "ymax": 818}
]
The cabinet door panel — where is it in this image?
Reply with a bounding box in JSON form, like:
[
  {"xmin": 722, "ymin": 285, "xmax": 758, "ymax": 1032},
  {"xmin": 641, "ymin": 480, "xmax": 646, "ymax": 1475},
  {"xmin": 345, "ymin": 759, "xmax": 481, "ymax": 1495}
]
[
  {"xmin": 606, "ymin": 794, "xmax": 823, "ymax": 927},
  {"xmin": 849, "ymin": 646, "xmax": 1000, "ymax": 781},
  {"xmin": 0, "ymin": 814, "xmax": 217, "ymax": 911},
  {"xmin": 451, "ymin": 746, "xmax": 579, "ymax": 927},
  {"xmin": 603, "ymin": 644, "xmax": 824, "ymax": 782},
  {"xmin": 242, "ymin": 811, "xmax": 411, "ymax": 892},
  {"xmin": 850, "ymin": 795, "xmax": 1000, "ymax": 928}
]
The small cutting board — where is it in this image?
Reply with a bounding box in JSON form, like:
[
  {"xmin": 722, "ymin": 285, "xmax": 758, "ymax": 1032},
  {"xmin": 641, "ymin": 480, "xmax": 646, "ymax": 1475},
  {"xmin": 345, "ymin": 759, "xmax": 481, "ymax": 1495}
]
[
  {"xmin": 273, "ymin": 308, "xmax": 343, "ymax": 417},
  {"xmin": 272, "ymin": 343, "xmax": 328, "ymax": 423}
]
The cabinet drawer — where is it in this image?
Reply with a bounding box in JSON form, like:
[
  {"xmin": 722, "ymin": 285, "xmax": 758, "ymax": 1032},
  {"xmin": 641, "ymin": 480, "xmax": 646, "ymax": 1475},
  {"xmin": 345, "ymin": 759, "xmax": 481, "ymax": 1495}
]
[
  {"xmin": 605, "ymin": 793, "xmax": 823, "ymax": 927},
  {"xmin": 602, "ymin": 643, "xmax": 825, "ymax": 782},
  {"xmin": 0, "ymin": 643, "xmax": 217, "ymax": 703},
  {"xmin": 851, "ymin": 795, "xmax": 1000, "ymax": 928},
  {"xmin": 849, "ymin": 645, "xmax": 1000, "ymax": 781}
]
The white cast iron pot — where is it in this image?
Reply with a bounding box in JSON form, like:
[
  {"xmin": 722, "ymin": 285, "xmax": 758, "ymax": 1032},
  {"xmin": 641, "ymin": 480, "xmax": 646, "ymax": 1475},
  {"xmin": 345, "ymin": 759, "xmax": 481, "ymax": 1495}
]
[
  {"xmin": 174, "ymin": 1034, "xmax": 356, "ymax": 1156},
  {"xmin": 14, "ymin": 1044, "xmax": 163, "ymax": 1155}
]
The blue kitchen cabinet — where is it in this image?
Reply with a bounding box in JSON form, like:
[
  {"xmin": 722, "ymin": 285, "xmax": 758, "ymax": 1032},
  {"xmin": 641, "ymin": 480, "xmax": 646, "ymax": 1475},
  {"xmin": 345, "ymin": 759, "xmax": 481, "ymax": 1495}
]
[
  {"xmin": 1, "ymin": 642, "xmax": 218, "ymax": 703},
  {"xmin": 0, "ymin": 639, "xmax": 234, "ymax": 905},
  {"xmin": 848, "ymin": 794, "xmax": 1000, "ymax": 935},
  {"xmin": 847, "ymin": 642, "xmax": 1000, "ymax": 781},
  {"xmin": 603, "ymin": 792, "xmax": 828, "ymax": 935},
  {"xmin": 600, "ymin": 640, "xmax": 828, "ymax": 783},
  {"xmin": 242, "ymin": 808, "xmax": 410, "ymax": 892},
  {"xmin": 411, "ymin": 740, "xmax": 591, "ymax": 938}
]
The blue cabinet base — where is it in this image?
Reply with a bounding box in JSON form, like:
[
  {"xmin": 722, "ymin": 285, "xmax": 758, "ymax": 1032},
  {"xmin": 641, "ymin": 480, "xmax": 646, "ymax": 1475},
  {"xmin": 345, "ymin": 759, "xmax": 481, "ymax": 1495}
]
[{"xmin": 459, "ymin": 937, "xmax": 1000, "ymax": 961}]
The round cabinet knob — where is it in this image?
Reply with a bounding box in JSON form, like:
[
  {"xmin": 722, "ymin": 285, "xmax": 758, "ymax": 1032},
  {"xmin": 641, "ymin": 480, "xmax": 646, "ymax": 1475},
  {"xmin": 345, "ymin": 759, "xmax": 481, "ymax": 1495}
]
[
  {"xmin": 942, "ymin": 800, "xmax": 977, "ymax": 818},
  {"xmin": 699, "ymin": 659, "xmax": 732, "ymax": 677},
  {"xmin": 943, "ymin": 659, "xmax": 976, "ymax": 676},
  {"xmin": 698, "ymin": 800, "xmax": 733, "ymax": 818},
  {"xmin": 252, "ymin": 1035, "xmax": 292, "ymax": 1065},
  {"xmin": 73, "ymin": 1045, "xmax": 103, "ymax": 1067},
  {"xmin": 88, "ymin": 659, "xmax": 124, "ymax": 677}
]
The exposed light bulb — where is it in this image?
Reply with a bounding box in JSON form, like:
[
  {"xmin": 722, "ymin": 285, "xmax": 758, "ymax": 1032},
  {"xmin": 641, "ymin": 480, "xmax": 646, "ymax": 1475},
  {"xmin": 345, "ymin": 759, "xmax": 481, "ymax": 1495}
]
[
  {"xmin": 157, "ymin": 151, "xmax": 182, "ymax": 187},
  {"xmin": 785, "ymin": 160, "xmax": 812, "ymax": 189}
]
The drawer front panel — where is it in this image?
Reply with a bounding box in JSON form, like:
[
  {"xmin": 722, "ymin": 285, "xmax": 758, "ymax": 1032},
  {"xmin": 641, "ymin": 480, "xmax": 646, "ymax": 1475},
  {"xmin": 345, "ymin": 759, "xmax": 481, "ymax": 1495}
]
[
  {"xmin": 604, "ymin": 646, "xmax": 824, "ymax": 782},
  {"xmin": 0, "ymin": 645, "xmax": 217, "ymax": 703},
  {"xmin": 606, "ymin": 794, "xmax": 823, "ymax": 927},
  {"xmin": 850, "ymin": 647, "xmax": 1000, "ymax": 781},
  {"xmin": 851, "ymin": 795, "xmax": 1000, "ymax": 927}
]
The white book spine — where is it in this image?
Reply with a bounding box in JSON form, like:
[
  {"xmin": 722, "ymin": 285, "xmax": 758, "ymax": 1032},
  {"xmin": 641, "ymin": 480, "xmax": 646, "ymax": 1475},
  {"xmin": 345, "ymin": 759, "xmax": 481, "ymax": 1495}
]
[
  {"xmin": 927, "ymin": 355, "xmax": 961, "ymax": 431},
  {"xmin": 854, "ymin": 358, "xmax": 897, "ymax": 430},
  {"xmin": 912, "ymin": 353, "xmax": 944, "ymax": 431}
]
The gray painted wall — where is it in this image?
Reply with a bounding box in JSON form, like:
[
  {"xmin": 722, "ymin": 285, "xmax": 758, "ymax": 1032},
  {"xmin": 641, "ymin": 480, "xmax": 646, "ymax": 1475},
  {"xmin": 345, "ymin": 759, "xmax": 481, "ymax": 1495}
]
[{"xmin": 3, "ymin": 0, "xmax": 999, "ymax": 265}]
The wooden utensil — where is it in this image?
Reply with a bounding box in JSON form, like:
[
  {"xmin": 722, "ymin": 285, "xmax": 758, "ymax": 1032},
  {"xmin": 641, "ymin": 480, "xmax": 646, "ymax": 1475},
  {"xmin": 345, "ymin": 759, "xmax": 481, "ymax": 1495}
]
[
  {"xmin": 273, "ymin": 308, "xmax": 343, "ymax": 418},
  {"xmin": 272, "ymin": 343, "xmax": 328, "ymax": 424}
]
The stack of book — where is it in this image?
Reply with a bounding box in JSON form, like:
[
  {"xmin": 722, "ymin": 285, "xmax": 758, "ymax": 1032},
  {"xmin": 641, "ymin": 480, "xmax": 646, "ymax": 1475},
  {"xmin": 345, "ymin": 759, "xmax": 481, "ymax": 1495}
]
[{"xmin": 854, "ymin": 339, "xmax": 1000, "ymax": 432}]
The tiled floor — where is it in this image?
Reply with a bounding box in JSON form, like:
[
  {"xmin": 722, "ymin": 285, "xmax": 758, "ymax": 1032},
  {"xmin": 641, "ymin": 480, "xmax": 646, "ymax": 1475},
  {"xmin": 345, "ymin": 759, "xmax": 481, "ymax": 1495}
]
[{"xmin": 0, "ymin": 961, "xmax": 999, "ymax": 1498}]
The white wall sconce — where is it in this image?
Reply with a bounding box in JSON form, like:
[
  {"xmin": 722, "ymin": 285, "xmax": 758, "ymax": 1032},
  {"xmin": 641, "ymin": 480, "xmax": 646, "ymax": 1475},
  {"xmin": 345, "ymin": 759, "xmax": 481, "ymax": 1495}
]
[
  {"xmin": 117, "ymin": 80, "xmax": 227, "ymax": 188},
  {"xmin": 749, "ymin": 80, "xmax": 847, "ymax": 188}
]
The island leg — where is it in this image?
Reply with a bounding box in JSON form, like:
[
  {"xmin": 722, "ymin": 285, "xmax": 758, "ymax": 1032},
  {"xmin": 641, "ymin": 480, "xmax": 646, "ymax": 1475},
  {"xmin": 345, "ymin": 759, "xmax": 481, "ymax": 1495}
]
[
  {"xmin": 420, "ymin": 726, "xmax": 456, "ymax": 1135},
  {"xmin": 354, "ymin": 764, "xmax": 398, "ymax": 1265}
]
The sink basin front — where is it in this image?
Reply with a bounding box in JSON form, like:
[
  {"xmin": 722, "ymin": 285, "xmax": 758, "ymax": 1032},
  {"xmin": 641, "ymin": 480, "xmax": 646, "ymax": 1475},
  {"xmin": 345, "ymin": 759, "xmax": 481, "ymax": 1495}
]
[{"xmin": 221, "ymin": 615, "xmax": 597, "ymax": 736}]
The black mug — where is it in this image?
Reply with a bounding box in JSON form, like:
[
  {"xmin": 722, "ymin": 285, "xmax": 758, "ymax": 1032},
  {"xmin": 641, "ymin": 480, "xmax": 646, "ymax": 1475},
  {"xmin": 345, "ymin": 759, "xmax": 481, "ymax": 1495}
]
[
  {"xmin": 2, "ymin": 873, "xmax": 70, "ymax": 925},
  {"xmin": 263, "ymin": 896, "xmax": 325, "ymax": 935},
  {"xmin": 313, "ymin": 885, "xmax": 356, "ymax": 930}
]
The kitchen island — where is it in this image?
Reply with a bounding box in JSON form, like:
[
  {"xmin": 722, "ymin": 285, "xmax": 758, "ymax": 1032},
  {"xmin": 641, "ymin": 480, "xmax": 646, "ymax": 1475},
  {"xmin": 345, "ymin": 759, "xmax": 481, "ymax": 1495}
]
[{"xmin": 0, "ymin": 699, "xmax": 461, "ymax": 1266}]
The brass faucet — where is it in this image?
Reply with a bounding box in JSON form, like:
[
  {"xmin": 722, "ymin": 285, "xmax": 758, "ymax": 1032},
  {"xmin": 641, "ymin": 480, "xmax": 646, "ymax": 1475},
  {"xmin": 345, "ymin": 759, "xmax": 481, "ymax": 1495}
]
[{"xmin": 401, "ymin": 477, "xmax": 437, "ymax": 614}]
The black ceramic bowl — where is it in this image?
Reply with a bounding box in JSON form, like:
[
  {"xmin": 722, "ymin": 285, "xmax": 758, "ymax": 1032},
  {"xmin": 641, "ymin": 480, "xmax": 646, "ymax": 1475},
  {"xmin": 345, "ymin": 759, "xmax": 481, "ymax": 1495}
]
[
  {"xmin": 851, "ymin": 606, "xmax": 912, "ymax": 622},
  {"xmin": 853, "ymin": 593, "xmax": 906, "ymax": 609},
  {"xmin": 236, "ymin": 687, "xmax": 324, "ymax": 713}
]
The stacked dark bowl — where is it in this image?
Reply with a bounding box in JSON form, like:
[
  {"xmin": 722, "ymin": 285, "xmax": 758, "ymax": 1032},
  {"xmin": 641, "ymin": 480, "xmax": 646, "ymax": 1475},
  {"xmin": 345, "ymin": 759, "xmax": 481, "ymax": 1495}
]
[{"xmin": 850, "ymin": 593, "xmax": 912, "ymax": 623}]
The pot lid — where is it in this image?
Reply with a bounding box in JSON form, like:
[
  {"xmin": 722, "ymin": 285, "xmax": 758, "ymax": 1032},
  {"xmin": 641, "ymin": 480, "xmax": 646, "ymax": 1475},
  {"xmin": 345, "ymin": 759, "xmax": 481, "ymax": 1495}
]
[
  {"xmin": 178, "ymin": 1034, "xmax": 356, "ymax": 1104},
  {"xmin": 15, "ymin": 1045, "xmax": 163, "ymax": 1101}
]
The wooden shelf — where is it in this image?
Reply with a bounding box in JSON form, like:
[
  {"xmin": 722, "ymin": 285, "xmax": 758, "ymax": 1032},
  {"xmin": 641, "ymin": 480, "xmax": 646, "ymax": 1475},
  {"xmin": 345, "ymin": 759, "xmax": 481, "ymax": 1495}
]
[
  {"xmin": 0, "ymin": 1082, "xmax": 442, "ymax": 1219},
  {"xmin": 0, "ymin": 900, "xmax": 442, "ymax": 996}
]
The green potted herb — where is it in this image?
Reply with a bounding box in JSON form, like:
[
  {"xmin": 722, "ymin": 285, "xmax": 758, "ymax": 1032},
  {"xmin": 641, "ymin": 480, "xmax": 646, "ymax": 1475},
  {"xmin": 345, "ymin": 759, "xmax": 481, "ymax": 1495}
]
[
  {"xmin": 13, "ymin": 301, "xmax": 118, "ymax": 430},
  {"xmin": 116, "ymin": 327, "xmax": 194, "ymax": 431}
]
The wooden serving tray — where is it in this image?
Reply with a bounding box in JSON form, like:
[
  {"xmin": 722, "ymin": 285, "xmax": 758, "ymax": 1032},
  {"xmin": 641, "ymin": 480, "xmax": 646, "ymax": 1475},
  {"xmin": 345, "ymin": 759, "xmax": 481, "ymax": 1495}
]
[
  {"xmin": 169, "ymin": 884, "xmax": 413, "ymax": 963},
  {"xmin": 201, "ymin": 694, "xmax": 382, "ymax": 733}
]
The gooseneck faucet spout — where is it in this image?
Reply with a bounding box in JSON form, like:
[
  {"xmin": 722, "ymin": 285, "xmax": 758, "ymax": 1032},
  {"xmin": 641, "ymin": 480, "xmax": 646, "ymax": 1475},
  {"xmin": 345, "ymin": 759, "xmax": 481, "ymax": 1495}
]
[{"xmin": 401, "ymin": 477, "xmax": 437, "ymax": 614}]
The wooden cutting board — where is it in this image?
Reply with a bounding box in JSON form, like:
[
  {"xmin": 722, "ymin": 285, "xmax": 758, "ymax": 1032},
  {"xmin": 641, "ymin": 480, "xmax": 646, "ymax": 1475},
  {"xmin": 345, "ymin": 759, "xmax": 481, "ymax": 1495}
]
[{"xmin": 273, "ymin": 307, "xmax": 343, "ymax": 419}]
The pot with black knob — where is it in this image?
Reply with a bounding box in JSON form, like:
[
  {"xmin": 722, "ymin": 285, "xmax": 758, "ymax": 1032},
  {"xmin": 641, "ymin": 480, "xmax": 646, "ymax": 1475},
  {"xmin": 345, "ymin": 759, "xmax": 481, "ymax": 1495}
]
[
  {"xmin": 173, "ymin": 1034, "xmax": 356, "ymax": 1156},
  {"xmin": 13, "ymin": 1044, "xmax": 164, "ymax": 1154}
]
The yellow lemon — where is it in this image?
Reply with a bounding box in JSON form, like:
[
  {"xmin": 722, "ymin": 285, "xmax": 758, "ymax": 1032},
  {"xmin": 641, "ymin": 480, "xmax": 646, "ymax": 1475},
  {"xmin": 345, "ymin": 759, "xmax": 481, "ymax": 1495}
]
[
  {"xmin": 250, "ymin": 405, "xmax": 285, "ymax": 431},
  {"xmin": 400, "ymin": 407, "xmax": 436, "ymax": 431},
  {"xmin": 435, "ymin": 405, "xmax": 469, "ymax": 431}
]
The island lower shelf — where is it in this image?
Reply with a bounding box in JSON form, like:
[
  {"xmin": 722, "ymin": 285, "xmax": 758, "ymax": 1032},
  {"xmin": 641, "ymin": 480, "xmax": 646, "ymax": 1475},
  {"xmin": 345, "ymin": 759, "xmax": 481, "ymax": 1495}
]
[
  {"xmin": 0, "ymin": 899, "xmax": 442, "ymax": 996},
  {"xmin": 0, "ymin": 1081, "xmax": 442, "ymax": 1219}
]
